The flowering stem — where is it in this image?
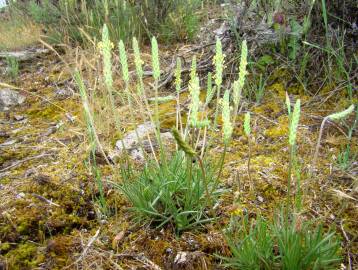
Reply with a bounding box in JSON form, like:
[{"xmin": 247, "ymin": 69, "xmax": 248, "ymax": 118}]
[
  {"xmin": 247, "ymin": 136, "xmax": 252, "ymax": 189},
  {"xmin": 216, "ymin": 144, "xmax": 227, "ymax": 185},
  {"xmin": 287, "ymin": 144, "xmax": 294, "ymax": 211},
  {"xmin": 197, "ymin": 157, "xmax": 212, "ymax": 214}
]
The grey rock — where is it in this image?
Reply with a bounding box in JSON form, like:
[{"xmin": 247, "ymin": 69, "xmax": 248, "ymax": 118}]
[
  {"xmin": 0, "ymin": 139, "xmax": 17, "ymax": 147},
  {"xmin": 0, "ymin": 88, "xmax": 26, "ymax": 111},
  {"xmin": 114, "ymin": 122, "xmax": 174, "ymax": 162},
  {"xmin": 13, "ymin": 114, "xmax": 25, "ymax": 121},
  {"xmin": 54, "ymin": 87, "xmax": 73, "ymax": 100},
  {"xmin": 115, "ymin": 122, "xmax": 155, "ymax": 152},
  {"xmin": 147, "ymin": 95, "xmax": 176, "ymax": 104},
  {"xmin": 0, "ymin": 48, "xmax": 49, "ymax": 62}
]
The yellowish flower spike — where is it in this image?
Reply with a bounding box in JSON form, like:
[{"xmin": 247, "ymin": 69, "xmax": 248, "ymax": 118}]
[
  {"xmin": 151, "ymin": 37, "xmax": 160, "ymax": 80},
  {"xmin": 175, "ymin": 57, "xmax": 182, "ymax": 94},
  {"xmin": 171, "ymin": 128, "xmax": 197, "ymax": 157},
  {"xmin": 232, "ymin": 80, "xmax": 241, "ymax": 108},
  {"xmin": 328, "ymin": 104, "xmax": 354, "ymax": 121},
  {"xmin": 214, "ymin": 38, "xmax": 224, "ymax": 88},
  {"xmin": 190, "ymin": 55, "xmax": 197, "ymax": 84},
  {"xmin": 289, "ymin": 99, "xmax": 301, "ymax": 146},
  {"xmin": 205, "ymin": 72, "xmax": 215, "ymax": 105},
  {"xmin": 101, "ymin": 24, "xmax": 113, "ymax": 89},
  {"xmin": 189, "ymin": 76, "xmax": 200, "ymax": 127},
  {"xmin": 244, "ymin": 112, "xmax": 251, "ymax": 136},
  {"xmin": 222, "ymin": 89, "xmax": 233, "ymax": 144},
  {"xmin": 119, "ymin": 40, "xmax": 129, "ymax": 84},
  {"xmin": 132, "ymin": 37, "xmax": 144, "ymax": 80},
  {"xmin": 238, "ymin": 40, "xmax": 248, "ymax": 90}
]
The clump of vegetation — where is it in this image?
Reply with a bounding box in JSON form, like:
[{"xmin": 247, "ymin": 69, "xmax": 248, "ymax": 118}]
[
  {"xmin": 119, "ymin": 152, "xmax": 220, "ymax": 233},
  {"xmin": 10, "ymin": 0, "xmax": 206, "ymax": 45},
  {"xmin": 222, "ymin": 215, "xmax": 341, "ymax": 270},
  {"xmin": 5, "ymin": 56, "xmax": 19, "ymax": 80},
  {"xmin": 222, "ymin": 94, "xmax": 341, "ymax": 269},
  {"xmin": 75, "ymin": 27, "xmax": 248, "ymax": 232}
]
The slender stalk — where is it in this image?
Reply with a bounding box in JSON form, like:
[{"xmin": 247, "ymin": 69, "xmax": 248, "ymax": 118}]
[
  {"xmin": 216, "ymin": 144, "xmax": 227, "ymax": 184},
  {"xmin": 247, "ymin": 136, "xmax": 252, "ymax": 189},
  {"xmin": 312, "ymin": 116, "xmax": 328, "ymax": 172},
  {"xmin": 197, "ymin": 157, "xmax": 212, "ymax": 212},
  {"xmin": 200, "ymin": 126, "xmax": 208, "ymax": 159},
  {"xmin": 287, "ymin": 145, "xmax": 294, "ymax": 211}
]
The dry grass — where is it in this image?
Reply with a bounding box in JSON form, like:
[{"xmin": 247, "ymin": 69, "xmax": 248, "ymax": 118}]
[{"xmin": 0, "ymin": 16, "xmax": 42, "ymax": 51}]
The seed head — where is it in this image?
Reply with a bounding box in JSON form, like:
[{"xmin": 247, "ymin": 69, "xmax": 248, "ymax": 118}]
[
  {"xmin": 171, "ymin": 128, "xmax": 197, "ymax": 157},
  {"xmin": 213, "ymin": 38, "xmax": 224, "ymax": 88},
  {"xmin": 189, "ymin": 76, "xmax": 200, "ymax": 127},
  {"xmin": 222, "ymin": 89, "xmax": 233, "ymax": 144},
  {"xmin": 175, "ymin": 58, "xmax": 182, "ymax": 94},
  {"xmin": 289, "ymin": 99, "xmax": 301, "ymax": 146},
  {"xmin": 328, "ymin": 104, "xmax": 354, "ymax": 121},
  {"xmin": 119, "ymin": 40, "xmax": 129, "ymax": 84},
  {"xmin": 190, "ymin": 55, "xmax": 197, "ymax": 84},
  {"xmin": 132, "ymin": 37, "xmax": 144, "ymax": 80},
  {"xmin": 205, "ymin": 72, "xmax": 215, "ymax": 105},
  {"xmin": 238, "ymin": 40, "xmax": 248, "ymax": 91},
  {"xmin": 101, "ymin": 24, "xmax": 113, "ymax": 89},
  {"xmin": 232, "ymin": 80, "xmax": 241, "ymax": 108},
  {"xmin": 151, "ymin": 37, "xmax": 160, "ymax": 80}
]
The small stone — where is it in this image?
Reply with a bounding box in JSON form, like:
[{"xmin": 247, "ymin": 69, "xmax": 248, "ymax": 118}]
[
  {"xmin": 54, "ymin": 87, "xmax": 73, "ymax": 100},
  {"xmin": 33, "ymin": 174, "xmax": 51, "ymax": 185},
  {"xmin": 112, "ymin": 231, "xmax": 126, "ymax": 249},
  {"xmin": 65, "ymin": 113, "xmax": 76, "ymax": 123},
  {"xmin": 174, "ymin": 251, "xmax": 188, "ymax": 265},
  {"xmin": 0, "ymin": 48, "xmax": 49, "ymax": 62},
  {"xmin": 24, "ymin": 168, "xmax": 37, "ymax": 178},
  {"xmin": 257, "ymin": 196, "xmax": 264, "ymax": 203},
  {"xmin": 13, "ymin": 115, "xmax": 25, "ymax": 121},
  {"xmin": 0, "ymin": 131, "xmax": 9, "ymax": 138},
  {"xmin": 16, "ymin": 192, "xmax": 26, "ymax": 199},
  {"xmin": 0, "ymin": 88, "xmax": 26, "ymax": 111},
  {"xmin": 0, "ymin": 139, "xmax": 17, "ymax": 147},
  {"xmin": 114, "ymin": 122, "xmax": 174, "ymax": 162}
]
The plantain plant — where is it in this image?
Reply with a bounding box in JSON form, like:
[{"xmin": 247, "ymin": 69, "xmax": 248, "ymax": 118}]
[
  {"xmin": 113, "ymin": 37, "xmax": 250, "ymax": 232},
  {"xmin": 223, "ymin": 95, "xmax": 341, "ymax": 270}
]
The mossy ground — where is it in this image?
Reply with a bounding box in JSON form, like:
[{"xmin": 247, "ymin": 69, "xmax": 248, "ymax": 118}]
[{"xmin": 0, "ymin": 44, "xmax": 357, "ymax": 269}]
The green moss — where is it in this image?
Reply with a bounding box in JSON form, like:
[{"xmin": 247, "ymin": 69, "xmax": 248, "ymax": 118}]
[
  {"xmin": 0, "ymin": 242, "xmax": 11, "ymax": 252},
  {"xmin": 5, "ymin": 243, "xmax": 44, "ymax": 270},
  {"xmin": 27, "ymin": 104, "xmax": 62, "ymax": 121}
]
